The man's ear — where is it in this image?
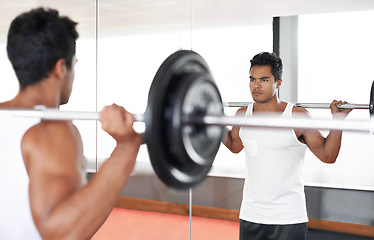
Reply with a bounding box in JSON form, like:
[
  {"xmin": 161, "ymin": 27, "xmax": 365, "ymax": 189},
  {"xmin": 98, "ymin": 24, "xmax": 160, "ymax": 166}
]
[
  {"xmin": 276, "ymin": 79, "xmax": 282, "ymax": 89},
  {"xmin": 53, "ymin": 58, "xmax": 67, "ymax": 79}
]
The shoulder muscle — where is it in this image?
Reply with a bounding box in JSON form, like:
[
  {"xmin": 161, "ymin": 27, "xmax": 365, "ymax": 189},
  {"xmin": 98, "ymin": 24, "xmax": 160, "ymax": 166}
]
[{"xmin": 22, "ymin": 121, "xmax": 84, "ymax": 178}]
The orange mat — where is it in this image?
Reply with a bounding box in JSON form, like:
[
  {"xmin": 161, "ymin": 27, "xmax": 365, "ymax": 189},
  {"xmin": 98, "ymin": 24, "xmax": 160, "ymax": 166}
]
[{"xmin": 92, "ymin": 207, "xmax": 239, "ymax": 240}]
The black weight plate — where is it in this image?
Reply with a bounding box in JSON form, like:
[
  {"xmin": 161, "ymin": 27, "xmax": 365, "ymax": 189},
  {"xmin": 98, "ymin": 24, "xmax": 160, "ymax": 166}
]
[
  {"xmin": 145, "ymin": 50, "xmax": 222, "ymax": 189},
  {"xmin": 168, "ymin": 72, "xmax": 223, "ymax": 168}
]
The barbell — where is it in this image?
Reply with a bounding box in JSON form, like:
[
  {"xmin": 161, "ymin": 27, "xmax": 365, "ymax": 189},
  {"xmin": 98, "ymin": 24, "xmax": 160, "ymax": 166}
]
[
  {"xmin": 1, "ymin": 50, "xmax": 374, "ymax": 190},
  {"xmin": 224, "ymin": 102, "xmax": 370, "ymax": 110}
]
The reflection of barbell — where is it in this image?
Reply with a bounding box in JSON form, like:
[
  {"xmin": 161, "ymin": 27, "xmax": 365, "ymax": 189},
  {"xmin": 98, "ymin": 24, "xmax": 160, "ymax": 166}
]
[
  {"xmin": 224, "ymin": 102, "xmax": 370, "ymax": 110},
  {"xmin": 1, "ymin": 50, "xmax": 374, "ymax": 190}
]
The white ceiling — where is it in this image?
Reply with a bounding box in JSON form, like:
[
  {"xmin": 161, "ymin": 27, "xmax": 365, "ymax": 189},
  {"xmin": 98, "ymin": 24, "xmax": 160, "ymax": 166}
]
[{"xmin": 0, "ymin": 0, "xmax": 374, "ymax": 38}]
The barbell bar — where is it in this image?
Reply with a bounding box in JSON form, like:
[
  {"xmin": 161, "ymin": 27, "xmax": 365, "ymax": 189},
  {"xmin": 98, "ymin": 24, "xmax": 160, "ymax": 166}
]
[
  {"xmin": 1, "ymin": 50, "xmax": 373, "ymax": 190},
  {"xmin": 0, "ymin": 107, "xmax": 144, "ymax": 122},
  {"xmin": 197, "ymin": 114, "xmax": 374, "ymax": 133},
  {"xmin": 1, "ymin": 107, "xmax": 372, "ymax": 133}
]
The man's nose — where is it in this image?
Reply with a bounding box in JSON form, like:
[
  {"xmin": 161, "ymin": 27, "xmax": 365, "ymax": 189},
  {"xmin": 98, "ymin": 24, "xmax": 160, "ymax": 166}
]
[{"xmin": 253, "ymin": 81, "xmax": 261, "ymax": 89}]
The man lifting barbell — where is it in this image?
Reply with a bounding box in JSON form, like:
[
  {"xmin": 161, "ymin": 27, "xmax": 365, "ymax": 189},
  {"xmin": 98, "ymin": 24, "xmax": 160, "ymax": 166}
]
[
  {"xmin": 1, "ymin": 6, "xmax": 371, "ymax": 240},
  {"xmin": 223, "ymin": 52, "xmax": 352, "ymax": 240},
  {"xmin": 0, "ymin": 8, "xmax": 142, "ymax": 239}
]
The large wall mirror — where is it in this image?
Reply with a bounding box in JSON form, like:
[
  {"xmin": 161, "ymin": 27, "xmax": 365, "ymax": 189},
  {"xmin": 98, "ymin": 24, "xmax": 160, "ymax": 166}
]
[{"xmin": 1, "ymin": 0, "xmax": 374, "ymax": 189}]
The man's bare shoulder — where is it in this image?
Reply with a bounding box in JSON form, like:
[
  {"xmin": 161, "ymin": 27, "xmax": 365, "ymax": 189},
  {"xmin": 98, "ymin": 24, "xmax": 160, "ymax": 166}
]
[
  {"xmin": 22, "ymin": 120, "xmax": 84, "ymax": 174},
  {"xmin": 24, "ymin": 120, "xmax": 81, "ymax": 144},
  {"xmin": 0, "ymin": 101, "xmax": 14, "ymax": 108},
  {"xmin": 235, "ymin": 107, "xmax": 247, "ymax": 116},
  {"xmin": 292, "ymin": 105, "xmax": 310, "ymax": 117}
]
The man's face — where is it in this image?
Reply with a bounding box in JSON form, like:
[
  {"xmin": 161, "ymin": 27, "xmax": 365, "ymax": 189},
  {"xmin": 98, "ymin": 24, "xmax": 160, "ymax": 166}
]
[{"xmin": 249, "ymin": 65, "xmax": 280, "ymax": 103}]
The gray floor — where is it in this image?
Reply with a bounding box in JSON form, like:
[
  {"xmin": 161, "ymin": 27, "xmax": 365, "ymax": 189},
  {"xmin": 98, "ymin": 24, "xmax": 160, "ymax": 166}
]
[{"xmin": 309, "ymin": 229, "xmax": 374, "ymax": 240}]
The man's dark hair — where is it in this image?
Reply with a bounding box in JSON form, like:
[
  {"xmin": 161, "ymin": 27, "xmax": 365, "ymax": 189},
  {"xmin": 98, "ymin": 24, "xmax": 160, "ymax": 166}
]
[
  {"xmin": 7, "ymin": 7, "xmax": 79, "ymax": 90},
  {"xmin": 250, "ymin": 52, "xmax": 283, "ymax": 81}
]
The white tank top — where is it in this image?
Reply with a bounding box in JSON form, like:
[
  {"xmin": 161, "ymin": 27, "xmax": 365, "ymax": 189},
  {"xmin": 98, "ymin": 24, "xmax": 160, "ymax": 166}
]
[
  {"xmin": 238, "ymin": 103, "xmax": 308, "ymax": 224},
  {"xmin": 0, "ymin": 117, "xmax": 41, "ymax": 239}
]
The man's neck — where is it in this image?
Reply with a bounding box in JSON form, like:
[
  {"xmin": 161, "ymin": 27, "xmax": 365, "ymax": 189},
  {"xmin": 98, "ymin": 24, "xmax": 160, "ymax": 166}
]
[
  {"xmin": 253, "ymin": 97, "xmax": 286, "ymax": 113},
  {"xmin": 0, "ymin": 81, "xmax": 60, "ymax": 109}
]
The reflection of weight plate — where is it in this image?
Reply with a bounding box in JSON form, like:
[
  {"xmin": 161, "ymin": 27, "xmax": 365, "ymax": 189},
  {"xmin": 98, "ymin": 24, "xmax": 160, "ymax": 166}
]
[{"xmin": 145, "ymin": 50, "xmax": 223, "ymax": 189}]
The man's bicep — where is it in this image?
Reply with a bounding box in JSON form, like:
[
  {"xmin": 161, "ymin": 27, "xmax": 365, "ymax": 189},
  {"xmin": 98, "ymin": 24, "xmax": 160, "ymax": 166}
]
[
  {"xmin": 303, "ymin": 130, "xmax": 327, "ymax": 160},
  {"xmin": 28, "ymin": 169, "xmax": 80, "ymax": 226}
]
